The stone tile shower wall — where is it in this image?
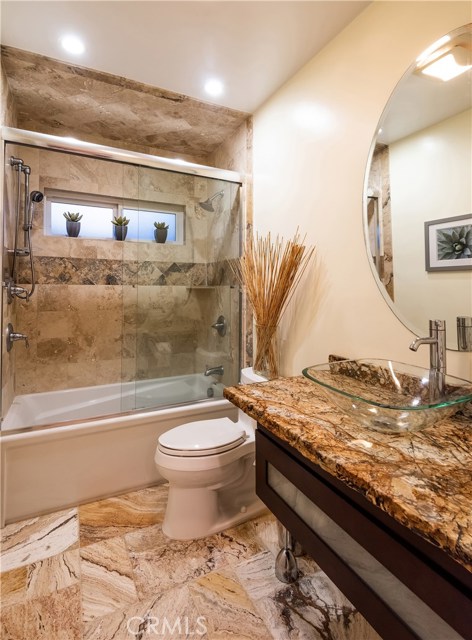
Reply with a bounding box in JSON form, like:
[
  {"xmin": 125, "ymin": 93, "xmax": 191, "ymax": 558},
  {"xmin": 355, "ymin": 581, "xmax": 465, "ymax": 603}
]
[
  {"xmin": 6, "ymin": 144, "xmax": 240, "ymax": 399},
  {"xmin": 1, "ymin": 67, "xmax": 19, "ymax": 418},
  {"xmin": 368, "ymin": 144, "xmax": 394, "ymax": 300}
]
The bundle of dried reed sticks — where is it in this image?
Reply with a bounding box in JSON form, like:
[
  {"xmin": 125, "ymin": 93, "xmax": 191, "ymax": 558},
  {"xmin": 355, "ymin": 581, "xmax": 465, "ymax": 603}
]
[{"xmin": 232, "ymin": 230, "xmax": 315, "ymax": 378}]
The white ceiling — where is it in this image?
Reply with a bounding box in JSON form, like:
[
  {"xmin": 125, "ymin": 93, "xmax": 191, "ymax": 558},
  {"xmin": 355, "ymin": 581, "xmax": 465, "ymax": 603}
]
[{"xmin": 0, "ymin": 0, "xmax": 369, "ymax": 113}]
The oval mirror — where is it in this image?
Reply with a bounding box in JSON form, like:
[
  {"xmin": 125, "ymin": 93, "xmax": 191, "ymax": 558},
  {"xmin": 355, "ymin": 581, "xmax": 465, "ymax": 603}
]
[{"xmin": 364, "ymin": 24, "xmax": 472, "ymax": 351}]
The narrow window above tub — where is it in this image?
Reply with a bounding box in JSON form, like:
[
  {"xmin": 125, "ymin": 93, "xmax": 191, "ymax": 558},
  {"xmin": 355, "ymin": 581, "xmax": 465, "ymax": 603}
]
[{"xmin": 45, "ymin": 190, "xmax": 184, "ymax": 243}]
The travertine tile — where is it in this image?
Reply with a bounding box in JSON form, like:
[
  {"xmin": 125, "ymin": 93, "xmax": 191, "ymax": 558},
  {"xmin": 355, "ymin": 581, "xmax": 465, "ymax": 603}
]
[
  {"xmin": 223, "ymin": 511, "xmax": 278, "ymax": 558},
  {"xmin": 0, "ymin": 601, "xmax": 26, "ymax": 639},
  {"xmin": 235, "ymin": 550, "xmax": 381, "ymax": 640},
  {"xmin": 80, "ymin": 537, "xmax": 138, "ymax": 622},
  {"xmin": 26, "ymin": 549, "xmax": 81, "ymax": 599},
  {"xmin": 234, "ymin": 551, "xmax": 284, "ymax": 601},
  {"xmin": 213, "ymin": 524, "xmax": 266, "ymax": 567},
  {"xmin": 125, "ymin": 525, "xmax": 225, "ymax": 599},
  {"xmin": 189, "ymin": 567, "xmax": 271, "ymax": 639},
  {"xmin": 0, "ymin": 508, "xmax": 78, "ymax": 572},
  {"xmin": 83, "ymin": 585, "xmax": 209, "ymax": 640},
  {"xmin": 79, "ymin": 485, "xmax": 168, "ymax": 547},
  {"xmin": 0, "ymin": 566, "xmax": 27, "ymax": 608},
  {"xmin": 2, "ymin": 46, "xmax": 248, "ymax": 160},
  {"xmin": 3, "ymin": 559, "xmax": 71, "ymax": 604},
  {"xmin": 15, "ymin": 362, "xmax": 71, "ymax": 395},
  {"xmin": 1, "ymin": 583, "xmax": 83, "ymax": 640}
]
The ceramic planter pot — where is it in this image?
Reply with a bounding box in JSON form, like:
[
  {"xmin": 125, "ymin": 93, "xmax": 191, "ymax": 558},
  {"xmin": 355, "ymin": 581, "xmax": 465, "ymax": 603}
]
[
  {"xmin": 113, "ymin": 225, "xmax": 128, "ymax": 241},
  {"xmin": 154, "ymin": 228, "xmax": 168, "ymax": 243},
  {"xmin": 66, "ymin": 221, "xmax": 81, "ymax": 237}
]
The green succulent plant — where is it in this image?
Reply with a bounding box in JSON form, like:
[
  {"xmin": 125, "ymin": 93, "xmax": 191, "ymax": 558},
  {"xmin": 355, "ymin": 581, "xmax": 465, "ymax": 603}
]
[
  {"xmin": 154, "ymin": 221, "xmax": 169, "ymax": 230},
  {"xmin": 437, "ymin": 225, "xmax": 472, "ymax": 260},
  {"xmin": 63, "ymin": 212, "xmax": 83, "ymax": 222},
  {"xmin": 112, "ymin": 216, "xmax": 130, "ymax": 226}
]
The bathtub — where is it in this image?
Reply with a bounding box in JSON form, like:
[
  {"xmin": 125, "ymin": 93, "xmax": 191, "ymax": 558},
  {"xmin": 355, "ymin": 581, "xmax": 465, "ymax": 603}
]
[
  {"xmin": 2, "ymin": 374, "xmax": 226, "ymax": 431},
  {"xmin": 0, "ymin": 374, "xmax": 237, "ymax": 525}
]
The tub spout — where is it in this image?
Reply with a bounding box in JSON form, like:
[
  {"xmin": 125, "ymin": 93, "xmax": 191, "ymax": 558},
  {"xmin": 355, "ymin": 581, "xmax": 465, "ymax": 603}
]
[{"xmin": 204, "ymin": 365, "xmax": 224, "ymax": 377}]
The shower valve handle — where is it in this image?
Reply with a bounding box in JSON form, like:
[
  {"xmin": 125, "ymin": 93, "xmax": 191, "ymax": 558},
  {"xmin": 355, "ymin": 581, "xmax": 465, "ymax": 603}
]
[{"xmin": 6, "ymin": 323, "xmax": 29, "ymax": 352}]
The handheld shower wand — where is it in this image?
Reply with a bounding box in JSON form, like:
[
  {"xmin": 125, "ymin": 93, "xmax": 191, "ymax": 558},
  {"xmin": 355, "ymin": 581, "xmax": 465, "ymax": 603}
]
[
  {"xmin": 21, "ymin": 190, "xmax": 44, "ymax": 301},
  {"xmin": 24, "ymin": 191, "xmax": 44, "ymax": 231}
]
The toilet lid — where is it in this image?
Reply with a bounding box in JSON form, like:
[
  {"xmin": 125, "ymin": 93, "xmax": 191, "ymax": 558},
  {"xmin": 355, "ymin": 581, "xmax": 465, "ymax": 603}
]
[{"xmin": 158, "ymin": 418, "xmax": 247, "ymax": 457}]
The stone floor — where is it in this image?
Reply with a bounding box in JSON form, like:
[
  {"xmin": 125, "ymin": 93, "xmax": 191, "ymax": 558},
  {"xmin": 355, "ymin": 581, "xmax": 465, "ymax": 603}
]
[{"xmin": 0, "ymin": 485, "xmax": 381, "ymax": 639}]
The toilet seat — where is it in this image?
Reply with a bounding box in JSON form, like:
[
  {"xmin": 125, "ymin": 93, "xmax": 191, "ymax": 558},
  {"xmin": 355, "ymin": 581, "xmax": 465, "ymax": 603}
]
[{"xmin": 158, "ymin": 418, "xmax": 247, "ymax": 457}]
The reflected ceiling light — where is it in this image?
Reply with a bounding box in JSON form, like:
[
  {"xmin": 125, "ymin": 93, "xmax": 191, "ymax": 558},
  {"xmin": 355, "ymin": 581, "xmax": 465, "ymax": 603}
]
[
  {"xmin": 419, "ymin": 45, "xmax": 471, "ymax": 81},
  {"xmin": 60, "ymin": 34, "xmax": 85, "ymax": 55},
  {"xmin": 416, "ymin": 35, "xmax": 451, "ymax": 64},
  {"xmin": 204, "ymin": 79, "xmax": 224, "ymax": 97}
]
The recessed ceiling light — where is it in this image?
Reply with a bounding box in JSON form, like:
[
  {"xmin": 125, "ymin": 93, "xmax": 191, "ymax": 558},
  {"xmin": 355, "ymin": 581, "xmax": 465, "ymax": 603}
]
[
  {"xmin": 204, "ymin": 79, "xmax": 224, "ymax": 98},
  {"xmin": 60, "ymin": 35, "xmax": 85, "ymax": 55}
]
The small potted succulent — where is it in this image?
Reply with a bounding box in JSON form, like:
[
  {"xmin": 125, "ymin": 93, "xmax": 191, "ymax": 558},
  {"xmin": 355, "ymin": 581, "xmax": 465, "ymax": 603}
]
[
  {"xmin": 112, "ymin": 215, "xmax": 130, "ymax": 241},
  {"xmin": 154, "ymin": 221, "xmax": 169, "ymax": 244},
  {"xmin": 63, "ymin": 211, "xmax": 83, "ymax": 237}
]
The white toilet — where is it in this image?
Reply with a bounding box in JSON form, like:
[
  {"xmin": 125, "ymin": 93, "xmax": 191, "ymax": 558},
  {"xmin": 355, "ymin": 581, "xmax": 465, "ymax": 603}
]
[{"xmin": 155, "ymin": 367, "xmax": 267, "ymax": 540}]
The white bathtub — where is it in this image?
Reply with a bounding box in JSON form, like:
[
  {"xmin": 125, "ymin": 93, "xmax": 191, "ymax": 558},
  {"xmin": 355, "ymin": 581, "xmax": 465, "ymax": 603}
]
[
  {"xmin": 0, "ymin": 374, "xmax": 237, "ymax": 525},
  {"xmin": 2, "ymin": 374, "xmax": 226, "ymax": 431}
]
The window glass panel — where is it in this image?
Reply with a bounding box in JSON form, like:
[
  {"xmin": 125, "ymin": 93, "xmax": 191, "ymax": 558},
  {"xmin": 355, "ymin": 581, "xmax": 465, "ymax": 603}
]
[
  {"xmin": 122, "ymin": 209, "xmax": 177, "ymax": 242},
  {"xmin": 50, "ymin": 201, "xmax": 116, "ymax": 238}
]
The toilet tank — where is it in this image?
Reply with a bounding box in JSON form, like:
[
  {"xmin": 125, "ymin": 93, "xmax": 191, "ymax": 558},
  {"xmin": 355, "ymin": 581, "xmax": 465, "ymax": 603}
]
[
  {"xmin": 238, "ymin": 368, "xmax": 267, "ymax": 429},
  {"xmin": 240, "ymin": 367, "xmax": 267, "ymax": 385}
]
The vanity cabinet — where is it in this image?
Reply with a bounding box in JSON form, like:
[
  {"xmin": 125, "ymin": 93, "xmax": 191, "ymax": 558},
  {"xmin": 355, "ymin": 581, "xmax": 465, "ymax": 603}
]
[{"xmin": 256, "ymin": 426, "xmax": 472, "ymax": 640}]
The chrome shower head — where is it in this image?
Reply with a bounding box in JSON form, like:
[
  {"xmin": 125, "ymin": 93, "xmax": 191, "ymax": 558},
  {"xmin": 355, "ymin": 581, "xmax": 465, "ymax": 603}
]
[{"xmin": 198, "ymin": 190, "xmax": 224, "ymax": 213}]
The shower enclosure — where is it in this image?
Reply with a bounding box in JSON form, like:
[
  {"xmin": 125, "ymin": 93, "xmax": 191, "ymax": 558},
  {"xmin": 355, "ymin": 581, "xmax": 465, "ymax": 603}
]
[{"xmin": 1, "ymin": 129, "xmax": 242, "ymax": 432}]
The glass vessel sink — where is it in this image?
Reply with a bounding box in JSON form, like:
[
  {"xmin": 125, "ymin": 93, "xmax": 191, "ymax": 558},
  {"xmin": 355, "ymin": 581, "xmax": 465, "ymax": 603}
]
[{"xmin": 302, "ymin": 359, "xmax": 472, "ymax": 433}]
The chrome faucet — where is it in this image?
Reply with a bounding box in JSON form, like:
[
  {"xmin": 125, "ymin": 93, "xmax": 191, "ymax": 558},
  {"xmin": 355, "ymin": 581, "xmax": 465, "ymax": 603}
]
[
  {"xmin": 204, "ymin": 365, "xmax": 224, "ymax": 377},
  {"xmin": 409, "ymin": 320, "xmax": 446, "ymax": 399}
]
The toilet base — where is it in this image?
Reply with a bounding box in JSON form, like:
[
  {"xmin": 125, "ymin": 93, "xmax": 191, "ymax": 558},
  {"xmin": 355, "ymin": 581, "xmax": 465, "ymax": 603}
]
[{"xmin": 162, "ymin": 484, "xmax": 266, "ymax": 540}]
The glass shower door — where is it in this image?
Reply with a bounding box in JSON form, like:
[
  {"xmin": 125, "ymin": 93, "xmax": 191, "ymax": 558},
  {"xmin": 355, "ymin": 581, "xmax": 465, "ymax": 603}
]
[{"xmin": 132, "ymin": 166, "xmax": 241, "ymax": 411}]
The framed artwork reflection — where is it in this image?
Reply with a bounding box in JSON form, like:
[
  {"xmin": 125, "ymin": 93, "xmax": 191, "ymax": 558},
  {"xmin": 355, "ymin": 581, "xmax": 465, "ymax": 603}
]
[{"xmin": 425, "ymin": 214, "xmax": 472, "ymax": 272}]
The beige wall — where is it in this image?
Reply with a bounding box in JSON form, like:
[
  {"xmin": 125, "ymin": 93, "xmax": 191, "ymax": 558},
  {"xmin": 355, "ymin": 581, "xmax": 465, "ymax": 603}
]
[
  {"xmin": 253, "ymin": 1, "xmax": 472, "ymax": 380},
  {"xmin": 390, "ymin": 109, "xmax": 471, "ymax": 346}
]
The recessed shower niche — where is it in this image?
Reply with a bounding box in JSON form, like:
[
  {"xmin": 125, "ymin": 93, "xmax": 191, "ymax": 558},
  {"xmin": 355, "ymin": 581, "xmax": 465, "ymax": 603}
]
[{"xmin": 1, "ymin": 133, "xmax": 242, "ymax": 431}]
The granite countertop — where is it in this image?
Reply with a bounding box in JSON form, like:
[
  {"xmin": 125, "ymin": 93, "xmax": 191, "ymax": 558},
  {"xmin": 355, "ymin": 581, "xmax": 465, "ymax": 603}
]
[{"xmin": 224, "ymin": 376, "xmax": 472, "ymax": 573}]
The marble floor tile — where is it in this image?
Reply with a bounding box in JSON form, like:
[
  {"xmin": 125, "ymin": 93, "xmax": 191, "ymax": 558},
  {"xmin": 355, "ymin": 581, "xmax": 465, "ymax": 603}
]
[
  {"xmin": 0, "ymin": 508, "xmax": 79, "ymax": 572},
  {"xmin": 1, "ymin": 583, "xmax": 83, "ymax": 640},
  {"xmin": 228, "ymin": 511, "xmax": 281, "ymax": 558},
  {"xmin": 1, "ymin": 550, "xmax": 81, "ymax": 609},
  {"xmin": 84, "ymin": 584, "xmax": 209, "ymax": 640},
  {"xmin": 189, "ymin": 567, "xmax": 272, "ymax": 639},
  {"xmin": 214, "ymin": 521, "xmax": 268, "ymax": 567},
  {"xmin": 235, "ymin": 551, "xmax": 381, "ymax": 640},
  {"xmin": 0, "ymin": 486, "xmax": 383, "ymax": 640},
  {"xmin": 234, "ymin": 550, "xmax": 284, "ymax": 601},
  {"xmin": 78, "ymin": 485, "xmax": 168, "ymax": 547},
  {"xmin": 125, "ymin": 524, "xmax": 228, "ymax": 599},
  {"xmin": 0, "ymin": 566, "xmax": 27, "ymax": 608},
  {"xmin": 26, "ymin": 548, "xmax": 81, "ymax": 599},
  {"xmin": 80, "ymin": 536, "xmax": 138, "ymax": 623}
]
